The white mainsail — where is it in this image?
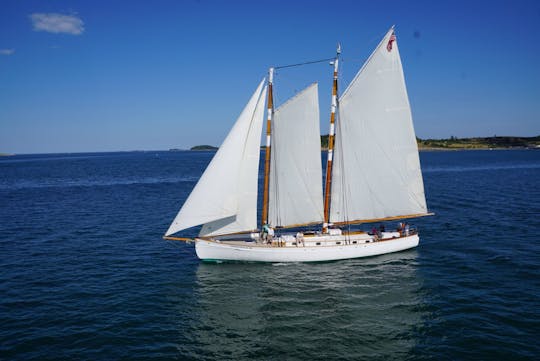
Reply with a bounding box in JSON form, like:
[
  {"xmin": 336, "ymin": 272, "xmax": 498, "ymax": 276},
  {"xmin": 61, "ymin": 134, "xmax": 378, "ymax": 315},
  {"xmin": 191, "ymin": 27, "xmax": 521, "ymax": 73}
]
[
  {"xmin": 269, "ymin": 83, "xmax": 324, "ymax": 227},
  {"xmin": 165, "ymin": 80, "xmax": 267, "ymax": 237},
  {"xmin": 330, "ymin": 28, "xmax": 427, "ymax": 223}
]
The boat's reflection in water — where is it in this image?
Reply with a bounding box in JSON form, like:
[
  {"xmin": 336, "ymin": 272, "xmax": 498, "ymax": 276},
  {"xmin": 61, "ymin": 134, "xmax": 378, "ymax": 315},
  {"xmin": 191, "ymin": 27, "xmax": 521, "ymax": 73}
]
[{"xmin": 193, "ymin": 250, "xmax": 426, "ymax": 360}]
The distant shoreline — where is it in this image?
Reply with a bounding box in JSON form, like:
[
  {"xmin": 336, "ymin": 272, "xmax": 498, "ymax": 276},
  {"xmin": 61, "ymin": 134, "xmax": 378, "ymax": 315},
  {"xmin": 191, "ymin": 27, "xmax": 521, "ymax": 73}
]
[
  {"xmin": 321, "ymin": 135, "xmax": 540, "ymax": 151},
  {"xmin": 415, "ymin": 136, "xmax": 540, "ymax": 151},
  {"xmin": 418, "ymin": 147, "xmax": 539, "ymax": 151},
  {"xmin": 216, "ymin": 135, "xmax": 540, "ymax": 152}
]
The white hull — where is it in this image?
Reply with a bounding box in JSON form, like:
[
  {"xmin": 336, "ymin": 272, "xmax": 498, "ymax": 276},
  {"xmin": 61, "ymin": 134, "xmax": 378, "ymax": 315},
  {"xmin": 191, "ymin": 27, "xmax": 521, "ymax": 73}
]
[{"xmin": 195, "ymin": 233, "xmax": 419, "ymax": 263}]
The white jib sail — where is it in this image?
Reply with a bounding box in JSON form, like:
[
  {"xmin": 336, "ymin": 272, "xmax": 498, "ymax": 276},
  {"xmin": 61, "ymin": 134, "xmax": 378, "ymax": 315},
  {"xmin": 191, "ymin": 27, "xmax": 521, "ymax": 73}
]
[
  {"xmin": 165, "ymin": 80, "xmax": 267, "ymax": 237},
  {"xmin": 269, "ymin": 83, "xmax": 324, "ymax": 227},
  {"xmin": 330, "ymin": 28, "xmax": 427, "ymax": 223}
]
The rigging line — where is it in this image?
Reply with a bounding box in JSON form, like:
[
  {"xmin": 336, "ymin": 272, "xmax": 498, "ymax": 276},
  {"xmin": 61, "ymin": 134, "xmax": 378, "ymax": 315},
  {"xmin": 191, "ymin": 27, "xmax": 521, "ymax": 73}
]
[{"xmin": 274, "ymin": 57, "xmax": 335, "ymax": 70}]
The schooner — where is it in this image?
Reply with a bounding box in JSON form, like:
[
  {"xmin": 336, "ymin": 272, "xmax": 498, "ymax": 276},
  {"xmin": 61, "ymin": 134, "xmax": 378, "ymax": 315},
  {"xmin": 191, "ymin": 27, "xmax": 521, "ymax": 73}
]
[{"xmin": 164, "ymin": 27, "xmax": 432, "ymax": 262}]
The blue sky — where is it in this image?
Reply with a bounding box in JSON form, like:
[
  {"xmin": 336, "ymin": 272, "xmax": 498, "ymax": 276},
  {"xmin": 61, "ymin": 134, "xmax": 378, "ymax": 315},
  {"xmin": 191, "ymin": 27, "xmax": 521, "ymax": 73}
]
[{"xmin": 1, "ymin": 0, "xmax": 539, "ymax": 153}]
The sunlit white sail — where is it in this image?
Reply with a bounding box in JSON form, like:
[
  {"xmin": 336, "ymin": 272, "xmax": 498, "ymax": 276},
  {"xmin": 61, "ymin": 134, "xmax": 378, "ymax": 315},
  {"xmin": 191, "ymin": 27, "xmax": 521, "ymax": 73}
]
[
  {"xmin": 330, "ymin": 28, "xmax": 427, "ymax": 223},
  {"xmin": 165, "ymin": 80, "xmax": 266, "ymax": 236},
  {"xmin": 269, "ymin": 83, "xmax": 324, "ymax": 227}
]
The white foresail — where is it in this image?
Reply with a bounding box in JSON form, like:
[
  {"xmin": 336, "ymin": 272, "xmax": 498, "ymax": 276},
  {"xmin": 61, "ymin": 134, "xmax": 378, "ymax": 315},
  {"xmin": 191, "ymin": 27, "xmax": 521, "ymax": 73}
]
[
  {"xmin": 269, "ymin": 83, "xmax": 324, "ymax": 227},
  {"xmin": 330, "ymin": 28, "xmax": 427, "ymax": 223},
  {"xmin": 165, "ymin": 80, "xmax": 267, "ymax": 237}
]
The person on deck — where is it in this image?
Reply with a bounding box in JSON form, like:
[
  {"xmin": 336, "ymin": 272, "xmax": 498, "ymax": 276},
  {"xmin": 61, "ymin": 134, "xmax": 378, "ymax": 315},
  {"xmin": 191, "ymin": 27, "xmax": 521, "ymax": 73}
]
[
  {"xmin": 371, "ymin": 227, "xmax": 380, "ymax": 240},
  {"xmin": 262, "ymin": 224, "xmax": 274, "ymax": 244},
  {"xmin": 296, "ymin": 232, "xmax": 304, "ymax": 247},
  {"xmin": 261, "ymin": 224, "xmax": 269, "ymax": 243},
  {"xmin": 397, "ymin": 222, "xmax": 404, "ymax": 235},
  {"xmin": 268, "ymin": 226, "xmax": 274, "ymax": 242}
]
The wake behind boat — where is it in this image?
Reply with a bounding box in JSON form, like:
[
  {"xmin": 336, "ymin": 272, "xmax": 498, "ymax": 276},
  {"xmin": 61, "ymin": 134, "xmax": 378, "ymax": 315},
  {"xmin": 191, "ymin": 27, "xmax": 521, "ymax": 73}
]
[{"xmin": 164, "ymin": 26, "xmax": 432, "ymax": 262}]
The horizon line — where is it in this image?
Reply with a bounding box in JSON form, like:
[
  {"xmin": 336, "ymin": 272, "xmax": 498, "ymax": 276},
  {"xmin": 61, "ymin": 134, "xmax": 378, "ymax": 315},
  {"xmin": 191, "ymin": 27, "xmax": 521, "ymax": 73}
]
[{"xmin": 3, "ymin": 133, "xmax": 540, "ymax": 156}]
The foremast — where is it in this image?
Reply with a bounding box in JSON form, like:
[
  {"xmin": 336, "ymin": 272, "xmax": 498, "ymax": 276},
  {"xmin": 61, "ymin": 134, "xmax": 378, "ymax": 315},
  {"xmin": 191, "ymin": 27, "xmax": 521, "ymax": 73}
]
[
  {"xmin": 323, "ymin": 44, "xmax": 341, "ymax": 233},
  {"xmin": 261, "ymin": 68, "xmax": 274, "ymax": 227}
]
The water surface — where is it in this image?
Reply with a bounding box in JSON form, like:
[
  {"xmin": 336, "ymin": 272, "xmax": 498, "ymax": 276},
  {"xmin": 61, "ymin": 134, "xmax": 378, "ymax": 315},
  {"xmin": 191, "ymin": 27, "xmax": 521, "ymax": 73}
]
[{"xmin": 1, "ymin": 150, "xmax": 539, "ymax": 360}]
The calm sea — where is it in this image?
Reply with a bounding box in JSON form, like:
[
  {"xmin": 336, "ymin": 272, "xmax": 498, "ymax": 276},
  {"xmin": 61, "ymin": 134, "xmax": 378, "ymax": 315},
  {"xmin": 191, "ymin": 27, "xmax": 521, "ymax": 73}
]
[{"xmin": 1, "ymin": 150, "xmax": 539, "ymax": 360}]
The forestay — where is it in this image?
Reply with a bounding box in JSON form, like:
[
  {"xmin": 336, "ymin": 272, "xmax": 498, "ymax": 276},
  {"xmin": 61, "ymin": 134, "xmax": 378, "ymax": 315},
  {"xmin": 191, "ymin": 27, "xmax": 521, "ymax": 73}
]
[
  {"xmin": 330, "ymin": 28, "xmax": 427, "ymax": 223},
  {"xmin": 165, "ymin": 80, "xmax": 267, "ymax": 236},
  {"xmin": 269, "ymin": 83, "xmax": 324, "ymax": 227}
]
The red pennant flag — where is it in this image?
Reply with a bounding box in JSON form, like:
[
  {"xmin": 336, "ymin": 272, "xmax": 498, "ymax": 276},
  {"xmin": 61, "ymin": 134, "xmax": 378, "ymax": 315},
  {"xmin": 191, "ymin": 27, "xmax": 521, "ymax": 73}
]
[{"xmin": 386, "ymin": 33, "xmax": 396, "ymax": 52}]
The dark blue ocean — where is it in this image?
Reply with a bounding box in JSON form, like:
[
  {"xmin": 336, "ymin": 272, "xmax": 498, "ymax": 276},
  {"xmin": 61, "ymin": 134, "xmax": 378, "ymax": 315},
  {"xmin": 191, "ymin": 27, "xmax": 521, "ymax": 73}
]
[{"xmin": 1, "ymin": 150, "xmax": 539, "ymax": 360}]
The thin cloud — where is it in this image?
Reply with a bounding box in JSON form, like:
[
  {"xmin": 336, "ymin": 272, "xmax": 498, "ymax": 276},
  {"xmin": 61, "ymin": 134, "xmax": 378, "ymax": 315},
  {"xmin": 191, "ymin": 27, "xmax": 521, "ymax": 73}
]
[
  {"xmin": 30, "ymin": 13, "xmax": 84, "ymax": 35},
  {"xmin": 0, "ymin": 49, "xmax": 15, "ymax": 55}
]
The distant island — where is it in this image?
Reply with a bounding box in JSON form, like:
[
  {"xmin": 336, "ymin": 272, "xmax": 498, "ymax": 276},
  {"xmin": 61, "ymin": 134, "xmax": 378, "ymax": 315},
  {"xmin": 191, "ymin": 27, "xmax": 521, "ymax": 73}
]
[{"xmin": 190, "ymin": 145, "xmax": 219, "ymax": 151}]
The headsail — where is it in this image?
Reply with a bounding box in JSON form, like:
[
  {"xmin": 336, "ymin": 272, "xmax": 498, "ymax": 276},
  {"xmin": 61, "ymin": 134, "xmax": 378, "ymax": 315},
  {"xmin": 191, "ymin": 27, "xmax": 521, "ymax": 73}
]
[
  {"xmin": 165, "ymin": 80, "xmax": 267, "ymax": 237},
  {"xmin": 269, "ymin": 83, "xmax": 324, "ymax": 227},
  {"xmin": 330, "ymin": 28, "xmax": 427, "ymax": 223}
]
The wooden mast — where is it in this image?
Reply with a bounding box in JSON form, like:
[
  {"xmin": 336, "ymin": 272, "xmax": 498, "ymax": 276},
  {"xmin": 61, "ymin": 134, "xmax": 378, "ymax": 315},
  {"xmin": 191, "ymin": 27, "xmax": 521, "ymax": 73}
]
[
  {"xmin": 322, "ymin": 45, "xmax": 341, "ymax": 233},
  {"xmin": 261, "ymin": 67, "xmax": 274, "ymax": 227}
]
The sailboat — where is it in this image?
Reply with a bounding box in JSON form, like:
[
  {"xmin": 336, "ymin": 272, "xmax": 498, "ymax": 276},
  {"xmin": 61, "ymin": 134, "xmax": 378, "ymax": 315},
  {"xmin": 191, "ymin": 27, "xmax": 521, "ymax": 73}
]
[{"xmin": 164, "ymin": 27, "xmax": 432, "ymax": 262}]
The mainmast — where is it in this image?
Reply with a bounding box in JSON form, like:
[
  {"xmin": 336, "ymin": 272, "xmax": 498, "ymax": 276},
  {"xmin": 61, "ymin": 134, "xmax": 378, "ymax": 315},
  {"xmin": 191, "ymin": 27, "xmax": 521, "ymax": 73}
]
[
  {"xmin": 261, "ymin": 67, "xmax": 274, "ymax": 227},
  {"xmin": 322, "ymin": 44, "xmax": 341, "ymax": 233}
]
